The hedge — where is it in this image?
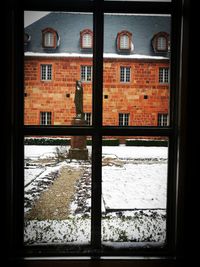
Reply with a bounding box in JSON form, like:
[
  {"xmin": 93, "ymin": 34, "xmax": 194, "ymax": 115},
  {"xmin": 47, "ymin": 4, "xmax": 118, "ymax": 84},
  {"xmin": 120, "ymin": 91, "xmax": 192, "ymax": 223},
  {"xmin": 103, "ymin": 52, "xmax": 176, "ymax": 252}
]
[
  {"xmin": 125, "ymin": 139, "xmax": 168, "ymax": 147},
  {"xmin": 24, "ymin": 138, "xmax": 120, "ymax": 146}
]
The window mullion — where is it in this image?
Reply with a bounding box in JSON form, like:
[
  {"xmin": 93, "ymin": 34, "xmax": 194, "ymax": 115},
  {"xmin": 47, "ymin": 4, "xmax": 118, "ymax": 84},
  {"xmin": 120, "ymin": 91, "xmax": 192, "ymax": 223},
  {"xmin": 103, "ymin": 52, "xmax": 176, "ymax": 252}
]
[{"xmin": 91, "ymin": 2, "xmax": 104, "ymax": 252}]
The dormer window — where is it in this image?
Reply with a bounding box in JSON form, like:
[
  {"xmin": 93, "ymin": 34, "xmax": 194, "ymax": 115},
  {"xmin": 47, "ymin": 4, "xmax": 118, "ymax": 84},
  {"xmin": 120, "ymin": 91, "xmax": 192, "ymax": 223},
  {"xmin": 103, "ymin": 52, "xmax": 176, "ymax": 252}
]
[
  {"xmin": 42, "ymin": 28, "xmax": 59, "ymax": 49},
  {"xmin": 24, "ymin": 33, "xmax": 31, "ymax": 44},
  {"xmin": 117, "ymin": 31, "xmax": 133, "ymax": 52},
  {"xmin": 152, "ymin": 32, "xmax": 170, "ymax": 53},
  {"xmin": 24, "ymin": 33, "xmax": 31, "ymax": 51},
  {"xmin": 80, "ymin": 29, "xmax": 93, "ymax": 49}
]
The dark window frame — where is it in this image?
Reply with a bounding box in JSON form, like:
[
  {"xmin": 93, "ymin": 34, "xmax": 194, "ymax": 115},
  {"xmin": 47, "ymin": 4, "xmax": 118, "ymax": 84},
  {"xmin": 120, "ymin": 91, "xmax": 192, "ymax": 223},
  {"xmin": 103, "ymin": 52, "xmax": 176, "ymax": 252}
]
[
  {"xmin": 6, "ymin": 0, "xmax": 190, "ymax": 265},
  {"xmin": 40, "ymin": 111, "xmax": 52, "ymax": 125},
  {"xmin": 119, "ymin": 113, "xmax": 130, "ymax": 126}
]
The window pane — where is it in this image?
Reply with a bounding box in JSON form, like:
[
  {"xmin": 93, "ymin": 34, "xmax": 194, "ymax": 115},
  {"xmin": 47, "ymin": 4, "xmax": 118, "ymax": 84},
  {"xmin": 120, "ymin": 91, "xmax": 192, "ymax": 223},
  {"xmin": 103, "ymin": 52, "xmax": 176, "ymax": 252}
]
[
  {"xmin": 24, "ymin": 11, "xmax": 93, "ymax": 125},
  {"xmin": 103, "ymin": 13, "xmax": 171, "ymax": 126},
  {"xmin": 24, "ymin": 136, "xmax": 92, "ymax": 246},
  {"xmin": 102, "ymin": 136, "xmax": 168, "ymax": 248}
]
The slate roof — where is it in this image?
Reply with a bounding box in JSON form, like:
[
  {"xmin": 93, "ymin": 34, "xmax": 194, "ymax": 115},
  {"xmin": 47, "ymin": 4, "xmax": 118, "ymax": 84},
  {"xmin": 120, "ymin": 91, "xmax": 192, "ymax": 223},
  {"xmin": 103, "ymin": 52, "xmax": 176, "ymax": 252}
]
[{"xmin": 25, "ymin": 12, "xmax": 170, "ymax": 57}]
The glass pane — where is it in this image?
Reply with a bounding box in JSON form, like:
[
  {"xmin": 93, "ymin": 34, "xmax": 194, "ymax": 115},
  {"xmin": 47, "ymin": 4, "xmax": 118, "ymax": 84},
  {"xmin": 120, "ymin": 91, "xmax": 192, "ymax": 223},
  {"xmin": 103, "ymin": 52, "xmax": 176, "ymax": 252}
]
[
  {"xmin": 103, "ymin": 13, "xmax": 171, "ymax": 126},
  {"xmin": 24, "ymin": 11, "xmax": 93, "ymax": 125},
  {"xmin": 24, "ymin": 136, "xmax": 92, "ymax": 246},
  {"xmin": 101, "ymin": 136, "xmax": 168, "ymax": 248}
]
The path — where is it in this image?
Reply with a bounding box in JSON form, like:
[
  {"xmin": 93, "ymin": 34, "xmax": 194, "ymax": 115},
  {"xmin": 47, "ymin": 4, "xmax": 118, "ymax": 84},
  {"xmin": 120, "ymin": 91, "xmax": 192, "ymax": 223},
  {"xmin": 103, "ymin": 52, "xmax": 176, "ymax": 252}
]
[{"xmin": 25, "ymin": 167, "xmax": 83, "ymax": 220}]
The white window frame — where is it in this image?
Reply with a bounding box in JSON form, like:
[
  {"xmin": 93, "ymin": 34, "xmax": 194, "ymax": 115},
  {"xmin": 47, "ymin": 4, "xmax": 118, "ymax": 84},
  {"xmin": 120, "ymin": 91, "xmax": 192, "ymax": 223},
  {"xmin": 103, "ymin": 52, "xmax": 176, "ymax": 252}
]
[
  {"xmin": 157, "ymin": 36, "xmax": 167, "ymax": 51},
  {"xmin": 120, "ymin": 34, "xmax": 129, "ymax": 49},
  {"xmin": 41, "ymin": 64, "xmax": 52, "ymax": 81},
  {"xmin": 81, "ymin": 65, "xmax": 92, "ymax": 82},
  {"xmin": 82, "ymin": 33, "xmax": 92, "ymax": 48},
  {"xmin": 159, "ymin": 67, "xmax": 169, "ymax": 83},
  {"xmin": 120, "ymin": 66, "xmax": 131, "ymax": 82},
  {"xmin": 44, "ymin": 32, "xmax": 54, "ymax": 47}
]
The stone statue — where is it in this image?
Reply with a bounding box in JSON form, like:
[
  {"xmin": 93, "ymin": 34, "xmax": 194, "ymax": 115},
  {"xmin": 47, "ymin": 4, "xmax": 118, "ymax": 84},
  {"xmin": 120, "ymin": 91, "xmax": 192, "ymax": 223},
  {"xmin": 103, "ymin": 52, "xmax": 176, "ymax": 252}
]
[{"xmin": 74, "ymin": 80, "xmax": 83, "ymax": 118}]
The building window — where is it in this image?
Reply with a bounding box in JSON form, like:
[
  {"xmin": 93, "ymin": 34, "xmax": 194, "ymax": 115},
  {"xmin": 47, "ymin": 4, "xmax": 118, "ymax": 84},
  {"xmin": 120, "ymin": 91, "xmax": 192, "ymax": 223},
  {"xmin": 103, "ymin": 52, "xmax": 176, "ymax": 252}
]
[
  {"xmin": 24, "ymin": 32, "xmax": 31, "ymax": 51},
  {"xmin": 117, "ymin": 30, "xmax": 132, "ymax": 51},
  {"xmin": 8, "ymin": 0, "xmax": 187, "ymax": 262},
  {"xmin": 84, "ymin": 112, "xmax": 92, "ymax": 125},
  {"xmin": 80, "ymin": 29, "xmax": 93, "ymax": 49},
  {"xmin": 41, "ymin": 64, "xmax": 52, "ymax": 81},
  {"xmin": 159, "ymin": 67, "xmax": 169, "ymax": 83},
  {"xmin": 40, "ymin": 112, "xmax": 52, "ymax": 125},
  {"xmin": 119, "ymin": 113, "xmax": 129, "ymax": 126},
  {"xmin": 81, "ymin": 66, "xmax": 92, "ymax": 82},
  {"xmin": 42, "ymin": 28, "xmax": 59, "ymax": 48},
  {"xmin": 158, "ymin": 113, "xmax": 168, "ymax": 126},
  {"xmin": 152, "ymin": 32, "xmax": 170, "ymax": 53},
  {"xmin": 120, "ymin": 66, "xmax": 131, "ymax": 82}
]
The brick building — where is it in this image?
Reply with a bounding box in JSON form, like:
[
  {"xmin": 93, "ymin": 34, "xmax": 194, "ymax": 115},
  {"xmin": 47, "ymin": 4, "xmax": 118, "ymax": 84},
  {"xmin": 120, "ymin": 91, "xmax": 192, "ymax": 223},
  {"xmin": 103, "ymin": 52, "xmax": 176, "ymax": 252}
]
[{"xmin": 24, "ymin": 12, "xmax": 170, "ymax": 127}]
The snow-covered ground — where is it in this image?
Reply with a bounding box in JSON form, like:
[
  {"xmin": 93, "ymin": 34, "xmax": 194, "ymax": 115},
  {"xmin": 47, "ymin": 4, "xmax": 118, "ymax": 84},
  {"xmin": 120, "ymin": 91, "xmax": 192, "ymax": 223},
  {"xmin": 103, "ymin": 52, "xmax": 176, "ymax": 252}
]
[{"xmin": 24, "ymin": 144, "xmax": 168, "ymax": 246}]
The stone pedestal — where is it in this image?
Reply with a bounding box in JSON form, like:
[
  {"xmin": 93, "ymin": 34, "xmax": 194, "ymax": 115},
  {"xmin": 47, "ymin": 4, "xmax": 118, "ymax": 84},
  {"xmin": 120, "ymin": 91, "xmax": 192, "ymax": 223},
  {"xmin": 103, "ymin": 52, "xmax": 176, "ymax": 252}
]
[{"xmin": 68, "ymin": 117, "xmax": 88, "ymax": 160}]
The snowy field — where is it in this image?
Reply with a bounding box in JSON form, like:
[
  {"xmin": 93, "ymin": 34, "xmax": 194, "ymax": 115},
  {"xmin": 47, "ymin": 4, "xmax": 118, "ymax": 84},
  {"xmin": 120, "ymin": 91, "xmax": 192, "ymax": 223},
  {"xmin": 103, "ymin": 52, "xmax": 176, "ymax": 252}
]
[{"xmin": 24, "ymin": 144, "xmax": 168, "ymax": 246}]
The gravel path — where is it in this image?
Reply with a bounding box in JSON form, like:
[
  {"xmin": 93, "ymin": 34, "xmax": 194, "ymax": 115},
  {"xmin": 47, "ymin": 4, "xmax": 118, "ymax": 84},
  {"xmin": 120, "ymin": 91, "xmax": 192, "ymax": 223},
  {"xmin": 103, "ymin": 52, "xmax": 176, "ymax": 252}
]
[{"xmin": 25, "ymin": 167, "xmax": 83, "ymax": 220}]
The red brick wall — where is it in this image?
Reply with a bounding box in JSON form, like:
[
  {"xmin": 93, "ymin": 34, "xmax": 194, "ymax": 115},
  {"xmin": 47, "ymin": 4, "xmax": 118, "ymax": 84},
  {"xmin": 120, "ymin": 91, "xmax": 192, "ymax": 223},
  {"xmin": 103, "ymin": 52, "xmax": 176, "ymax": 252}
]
[{"xmin": 24, "ymin": 57, "xmax": 169, "ymax": 126}]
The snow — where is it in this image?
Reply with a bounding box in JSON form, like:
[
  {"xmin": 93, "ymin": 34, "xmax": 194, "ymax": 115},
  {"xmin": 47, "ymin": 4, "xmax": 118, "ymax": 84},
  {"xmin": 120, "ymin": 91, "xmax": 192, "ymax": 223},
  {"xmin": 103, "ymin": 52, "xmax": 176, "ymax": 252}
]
[
  {"xmin": 103, "ymin": 163, "xmax": 167, "ymax": 209},
  {"xmin": 24, "ymin": 52, "xmax": 169, "ymax": 60},
  {"xmin": 102, "ymin": 145, "xmax": 167, "ymax": 159},
  {"xmin": 24, "ymin": 144, "xmax": 168, "ymax": 245}
]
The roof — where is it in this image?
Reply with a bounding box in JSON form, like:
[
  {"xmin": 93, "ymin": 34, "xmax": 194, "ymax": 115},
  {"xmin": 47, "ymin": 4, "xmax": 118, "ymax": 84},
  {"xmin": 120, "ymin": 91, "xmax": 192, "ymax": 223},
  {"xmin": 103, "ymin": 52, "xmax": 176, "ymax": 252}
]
[{"xmin": 24, "ymin": 12, "xmax": 170, "ymax": 58}]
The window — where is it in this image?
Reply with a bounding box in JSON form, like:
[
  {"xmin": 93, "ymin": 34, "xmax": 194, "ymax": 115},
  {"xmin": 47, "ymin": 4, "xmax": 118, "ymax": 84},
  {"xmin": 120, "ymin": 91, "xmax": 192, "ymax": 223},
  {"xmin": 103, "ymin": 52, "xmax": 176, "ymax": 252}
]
[
  {"xmin": 120, "ymin": 66, "xmax": 131, "ymax": 82},
  {"xmin": 24, "ymin": 33, "xmax": 31, "ymax": 51},
  {"xmin": 119, "ymin": 113, "xmax": 129, "ymax": 126},
  {"xmin": 41, "ymin": 64, "xmax": 52, "ymax": 81},
  {"xmin": 24, "ymin": 32, "xmax": 31, "ymax": 43},
  {"xmin": 159, "ymin": 67, "xmax": 169, "ymax": 83},
  {"xmin": 84, "ymin": 112, "xmax": 92, "ymax": 125},
  {"xmin": 80, "ymin": 29, "xmax": 93, "ymax": 49},
  {"xmin": 117, "ymin": 30, "xmax": 132, "ymax": 51},
  {"xmin": 40, "ymin": 111, "xmax": 52, "ymax": 125},
  {"xmin": 81, "ymin": 65, "xmax": 92, "ymax": 81},
  {"xmin": 7, "ymin": 0, "xmax": 189, "ymax": 264},
  {"xmin": 152, "ymin": 32, "xmax": 170, "ymax": 52},
  {"xmin": 42, "ymin": 28, "xmax": 59, "ymax": 48},
  {"xmin": 158, "ymin": 113, "xmax": 168, "ymax": 126}
]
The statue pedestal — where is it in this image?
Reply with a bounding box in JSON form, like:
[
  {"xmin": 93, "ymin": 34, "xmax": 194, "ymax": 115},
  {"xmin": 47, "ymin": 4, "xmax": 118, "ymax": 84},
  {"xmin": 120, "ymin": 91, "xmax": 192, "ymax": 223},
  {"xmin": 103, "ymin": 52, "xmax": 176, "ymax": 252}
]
[{"xmin": 68, "ymin": 117, "xmax": 88, "ymax": 160}]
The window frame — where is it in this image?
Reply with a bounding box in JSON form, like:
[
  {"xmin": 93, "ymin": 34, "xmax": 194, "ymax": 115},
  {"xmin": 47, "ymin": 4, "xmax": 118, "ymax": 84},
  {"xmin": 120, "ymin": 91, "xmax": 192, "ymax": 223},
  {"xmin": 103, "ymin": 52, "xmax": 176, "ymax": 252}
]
[
  {"xmin": 80, "ymin": 29, "xmax": 93, "ymax": 49},
  {"xmin": 40, "ymin": 111, "xmax": 52, "ymax": 125},
  {"xmin": 6, "ymin": 0, "xmax": 189, "ymax": 264},
  {"xmin": 158, "ymin": 113, "xmax": 169, "ymax": 126},
  {"xmin": 152, "ymin": 32, "xmax": 170, "ymax": 53},
  {"xmin": 40, "ymin": 64, "xmax": 52, "ymax": 81},
  {"xmin": 119, "ymin": 113, "xmax": 130, "ymax": 126},
  {"xmin": 42, "ymin": 28, "xmax": 58, "ymax": 48},
  {"xmin": 120, "ymin": 66, "xmax": 131, "ymax": 83},
  {"xmin": 117, "ymin": 30, "xmax": 132, "ymax": 51},
  {"xmin": 159, "ymin": 67, "xmax": 169, "ymax": 84},
  {"xmin": 81, "ymin": 65, "xmax": 93, "ymax": 82}
]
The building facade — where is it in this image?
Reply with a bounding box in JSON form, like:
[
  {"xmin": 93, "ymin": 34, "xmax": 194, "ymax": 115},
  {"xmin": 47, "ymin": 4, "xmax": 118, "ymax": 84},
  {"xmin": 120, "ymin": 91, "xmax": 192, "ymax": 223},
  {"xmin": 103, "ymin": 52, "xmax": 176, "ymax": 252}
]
[{"xmin": 24, "ymin": 12, "xmax": 170, "ymax": 127}]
